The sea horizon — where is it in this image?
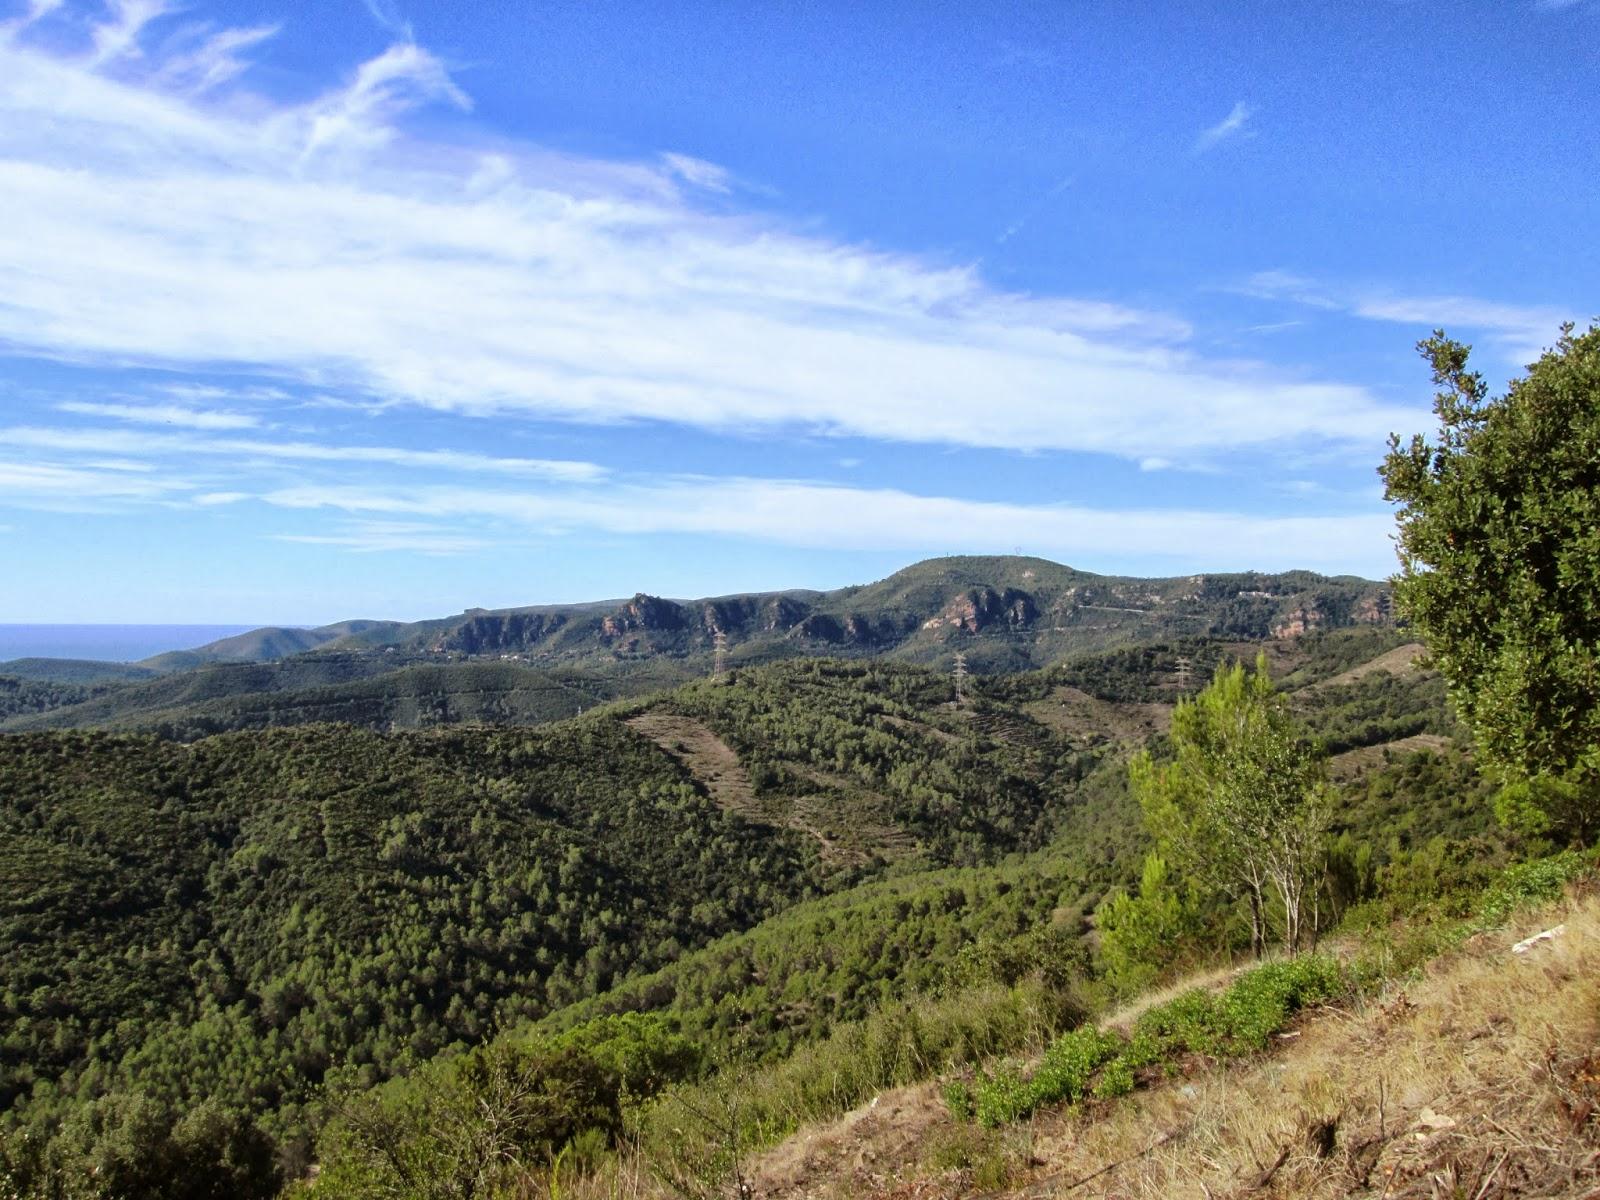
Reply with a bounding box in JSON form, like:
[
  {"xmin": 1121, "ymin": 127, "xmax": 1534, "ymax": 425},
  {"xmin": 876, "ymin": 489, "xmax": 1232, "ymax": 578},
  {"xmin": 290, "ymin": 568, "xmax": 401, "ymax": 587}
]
[{"xmin": 0, "ymin": 624, "xmax": 279, "ymax": 664}]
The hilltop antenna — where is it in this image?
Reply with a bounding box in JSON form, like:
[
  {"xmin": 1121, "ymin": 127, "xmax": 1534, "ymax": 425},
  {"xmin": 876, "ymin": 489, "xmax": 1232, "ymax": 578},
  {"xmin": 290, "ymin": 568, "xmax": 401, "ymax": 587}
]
[
  {"xmin": 713, "ymin": 629, "xmax": 729, "ymax": 677},
  {"xmin": 952, "ymin": 651, "xmax": 968, "ymax": 707}
]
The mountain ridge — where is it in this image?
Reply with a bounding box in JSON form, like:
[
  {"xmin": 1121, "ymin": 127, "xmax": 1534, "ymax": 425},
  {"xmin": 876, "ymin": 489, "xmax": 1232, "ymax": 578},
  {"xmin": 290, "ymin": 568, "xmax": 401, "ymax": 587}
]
[{"xmin": 10, "ymin": 555, "xmax": 1389, "ymax": 677}]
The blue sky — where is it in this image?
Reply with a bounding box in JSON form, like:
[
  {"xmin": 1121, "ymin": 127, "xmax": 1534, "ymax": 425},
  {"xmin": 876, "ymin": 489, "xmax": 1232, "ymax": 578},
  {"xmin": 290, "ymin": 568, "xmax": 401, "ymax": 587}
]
[{"xmin": 0, "ymin": 0, "xmax": 1593, "ymax": 623}]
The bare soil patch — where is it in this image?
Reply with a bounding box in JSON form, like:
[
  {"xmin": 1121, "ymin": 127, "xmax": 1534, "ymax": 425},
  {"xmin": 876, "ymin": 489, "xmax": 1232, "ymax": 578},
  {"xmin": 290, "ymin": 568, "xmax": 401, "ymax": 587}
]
[
  {"xmin": 1315, "ymin": 642, "xmax": 1428, "ymax": 689},
  {"xmin": 626, "ymin": 710, "xmax": 914, "ymax": 866},
  {"xmin": 626, "ymin": 709, "xmax": 755, "ymax": 812},
  {"xmin": 1021, "ymin": 686, "xmax": 1172, "ymax": 746}
]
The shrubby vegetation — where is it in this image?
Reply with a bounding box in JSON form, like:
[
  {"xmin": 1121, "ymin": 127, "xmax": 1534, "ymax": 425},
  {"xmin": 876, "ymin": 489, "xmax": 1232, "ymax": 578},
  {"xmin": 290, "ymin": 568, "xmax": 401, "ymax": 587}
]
[
  {"xmin": 965, "ymin": 955, "xmax": 1343, "ymax": 1127},
  {"xmin": 0, "ymin": 596, "xmax": 1558, "ymax": 1197}
]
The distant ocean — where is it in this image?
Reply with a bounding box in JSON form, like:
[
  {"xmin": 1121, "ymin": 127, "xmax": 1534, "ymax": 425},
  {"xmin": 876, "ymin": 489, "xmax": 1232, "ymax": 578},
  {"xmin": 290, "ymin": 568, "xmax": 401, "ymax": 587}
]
[{"xmin": 0, "ymin": 625, "xmax": 261, "ymax": 664}]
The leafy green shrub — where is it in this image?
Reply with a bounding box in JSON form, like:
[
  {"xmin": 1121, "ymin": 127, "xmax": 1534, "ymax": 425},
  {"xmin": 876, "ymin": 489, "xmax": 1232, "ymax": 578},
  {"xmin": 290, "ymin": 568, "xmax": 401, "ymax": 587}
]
[
  {"xmin": 305, "ymin": 1041, "xmax": 624, "ymax": 1198},
  {"xmin": 1475, "ymin": 850, "xmax": 1592, "ymax": 928},
  {"xmin": 1130, "ymin": 987, "xmax": 1223, "ymax": 1060},
  {"xmin": 548, "ymin": 1014, "xmax": 702, "ymax": 1101},
  {"xmin": 973, "ymin": 1063, "xmax": 1031, "ymax": 1128},
  {"xmin": 941, "ymin": 1080, "xmax": 973, "ymax": 1123},
  {"xmin": 1029, "ymin": 1026, "xmax": 1121, "ymax": 1109},
  {"xmin": 1214, "ymin": 957, "xmax": 1342, "ymax": 1051},
  {"xmin": 1091, "ymin": 1057, "xmax": 1135, "ymax": 1099},
  {"xmin": 5, "ymin": 1093, "xmax": 280, "ymax": 1200}
]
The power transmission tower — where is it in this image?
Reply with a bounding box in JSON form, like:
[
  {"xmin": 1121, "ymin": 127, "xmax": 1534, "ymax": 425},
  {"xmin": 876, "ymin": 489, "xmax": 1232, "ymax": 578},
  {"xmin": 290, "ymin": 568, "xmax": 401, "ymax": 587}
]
[
  {"xmin": 952, "ymin": 651, "xmax": 968, "ymax": 707},
  {"xmin": 713, "ymin": 629, "xmax": 729, "ymax": 677}
]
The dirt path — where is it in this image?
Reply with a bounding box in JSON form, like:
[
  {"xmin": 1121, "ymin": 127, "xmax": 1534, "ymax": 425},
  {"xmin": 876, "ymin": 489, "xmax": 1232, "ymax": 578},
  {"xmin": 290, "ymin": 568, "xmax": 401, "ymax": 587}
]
[
  {"xmin": 625, "ymin": 710, "xmax": 912, "ymax": 866},
  {"xmin": 742, "ymin": 896, "xmax": 1600, "ymax": 1200},
  {"xmin": 626, "ymin": 709, "xmax": 755, "ymax": 812}
]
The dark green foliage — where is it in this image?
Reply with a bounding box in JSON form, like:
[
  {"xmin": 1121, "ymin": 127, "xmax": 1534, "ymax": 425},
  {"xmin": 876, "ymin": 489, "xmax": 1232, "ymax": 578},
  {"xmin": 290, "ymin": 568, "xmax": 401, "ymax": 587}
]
[
  {"xmin": 0, "ymin": 661, "xmax": 157, "ymax": 685},
  {"xmin": 0, "ymin": 658, "xmax": 626, "ymax": 738},
  {"xmin": 0, "ymin": 632, "xmax": 1490, "ymax": 1196},
  {"xmin": 532, "ymin": 855, "xmax": 1094, "ymax": 1067},
  {"xmin": 0, "ymin": 679, "xmax": 102, "ymax": 723},
  {"xmin": 1294, "ymin": 669, "xmax": 1455, "ymax": 755},
  {"xmin": 1380, "ymin": 326, "xmax": 1600, "ymax": 839},
  {"xmin": 663, "ymin": 659, "xmax": 1094, "ymax": 865},
  {"xmin": 304, "ymin": 1040, "xmax": 622, "ymax": 1199},
  {"xmin": 545, "ymin": 1015, "xmax": 702, "ymax": 1102},
  {"xmin": 0, "ymin": 718, "xmax": 820, "ymax": 1159},
  {"xmin": 1, "ymin": 1093, "xmax": 279, "ymax": 1200}
]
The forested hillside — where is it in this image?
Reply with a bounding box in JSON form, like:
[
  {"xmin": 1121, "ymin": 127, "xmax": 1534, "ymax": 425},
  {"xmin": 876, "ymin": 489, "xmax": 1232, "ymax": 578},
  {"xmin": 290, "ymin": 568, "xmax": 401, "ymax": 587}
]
[{"xmin": 0, "ymin": 631, "xmax": 1487, "ymax": 1197}]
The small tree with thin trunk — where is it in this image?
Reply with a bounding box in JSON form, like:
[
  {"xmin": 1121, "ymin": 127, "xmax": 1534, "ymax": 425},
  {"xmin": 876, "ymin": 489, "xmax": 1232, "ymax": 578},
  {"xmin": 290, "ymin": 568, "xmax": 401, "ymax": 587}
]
[{"xmin": 1131, "ymin": 654, "xmax": 1329, "ymax": 957}]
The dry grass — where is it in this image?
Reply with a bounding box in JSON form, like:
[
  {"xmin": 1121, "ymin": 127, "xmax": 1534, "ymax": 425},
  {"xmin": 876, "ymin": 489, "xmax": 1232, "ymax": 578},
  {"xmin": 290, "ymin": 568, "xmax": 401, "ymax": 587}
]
[
  {"xmin": 1310, "ymin": 643, "xmax": 1429, "ymax": 690},
  {"xmin": 1098, "ymin": 962, "xmax": 1244, "ymax": 1035},
  {"xmin": 718, "ymin": 891, "xmax": 1600, "ymax": 1200},
  {"xmin": 1020, "ymin": 687, "xmax": 1172, "ymax": 746}
]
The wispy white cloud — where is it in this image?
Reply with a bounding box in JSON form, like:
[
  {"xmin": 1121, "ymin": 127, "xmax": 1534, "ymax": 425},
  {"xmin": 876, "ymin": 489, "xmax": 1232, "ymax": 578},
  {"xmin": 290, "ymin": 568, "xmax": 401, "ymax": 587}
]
[
  {"xmin": 0, "ymin": 426, "xmax": 608, "ymax": 482},
  {"xmin": 87, "ymin": 0, "xmax": 168, "ymax": 67},
  {"xmin": 660, "ymin": 152, "xmax": 733, "ymax": 194},
  {"xmin": 358, "ymin": 0, "xmax": 413, "ymax": 40},
  {"xmin": 0, "ymin": 0, "xmax": 64, "ymax": 37},
  {"xmin": 155, "ymin": 22, "xmax": 280, "ymax": 95},
  {"xmin": 300, "ymin": 41, "xmax": 468, "ymax": 162},
  {"xmin": 0, "ymin": 11, "xmax": 1419, "ymax": 464},
  {"xmin": 0, "ymin": 458, "xmax": 193, "ymax": 507},
  {"xmin": 1195, "ymin": 101, "xmax": 1254, "ymax": 154},
  {"xmin": 57, "ymin": 401, "xmax": 264, "ymax": 430},
  {"xmin": 1242, "ymin": 271, "xmax": 1578, "ymax": 361},
  {"xmin": 273, "ymin": 519, "xmax": 485, "ymax": 555},
  {"xmin": 195, "ymin": 490, "xmax": 248, "ymax": 505},
  {"xmin": 259, "ymin": 476, "xmax": 1394, "ymax": 575}
]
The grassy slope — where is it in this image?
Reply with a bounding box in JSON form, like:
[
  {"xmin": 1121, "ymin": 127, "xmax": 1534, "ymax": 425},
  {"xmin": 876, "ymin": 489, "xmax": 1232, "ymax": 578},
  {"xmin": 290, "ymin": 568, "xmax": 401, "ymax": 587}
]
[{"xmin": 732, "ymin": 885, "xmax": 1600, "ymax": 1200}]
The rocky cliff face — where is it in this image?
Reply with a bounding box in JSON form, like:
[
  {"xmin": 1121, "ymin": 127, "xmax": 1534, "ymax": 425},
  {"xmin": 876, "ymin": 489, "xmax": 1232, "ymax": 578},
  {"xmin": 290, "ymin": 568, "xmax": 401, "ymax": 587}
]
[
  {"xmin": 436, "ymin": 612, "xmax": 568, "ymax": 654},
  {"xmin": 1271, "ymin": 604, "xmax": 1326, "ymax": 639},
  {"xmin": 922, "ymin": 587, "xmax": 1038, "ymax": 633},
  {"xmin": 602, "ymin": 595, "xmax": 687, "ymax": 640},
  {"xmin": 384, "ymin": 557, "xmax": 1394, "ymax": 667}
]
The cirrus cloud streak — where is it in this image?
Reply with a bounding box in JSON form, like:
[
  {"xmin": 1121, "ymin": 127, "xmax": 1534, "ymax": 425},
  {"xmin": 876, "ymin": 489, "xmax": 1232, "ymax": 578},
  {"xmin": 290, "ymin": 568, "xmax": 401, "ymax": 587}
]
[
  {"xmin": 262, "ymin": 477, "xmax": 1395, "ymax": 577},
  {"xmin": 0, "ymin": 6, "xmax": 1419, "ymax": 463}
]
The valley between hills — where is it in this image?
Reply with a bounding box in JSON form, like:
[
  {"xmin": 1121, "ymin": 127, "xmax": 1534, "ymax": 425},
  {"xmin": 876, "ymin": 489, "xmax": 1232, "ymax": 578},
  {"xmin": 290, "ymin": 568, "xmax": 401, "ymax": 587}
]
[{"xmin": 0, "ymin": 555, "xmax": 1590, "ymax": 1199}]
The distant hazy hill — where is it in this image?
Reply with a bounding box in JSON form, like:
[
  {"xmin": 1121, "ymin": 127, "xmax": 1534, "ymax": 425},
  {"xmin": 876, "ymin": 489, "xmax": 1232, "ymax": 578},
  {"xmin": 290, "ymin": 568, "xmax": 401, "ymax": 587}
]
[
  {"xmin": 0, "ymin": 657, "xmax": 645, "ymax": 737},
  {"xmin": 138, "ymin": 619, "xmax": 408, "ymax": 672},
  {"xmin": 130, "ymin": 555, "xmax": 1392, "ymax": 675},
  {"xmin": 0, "ymin": 557, "xmax": 1393, "ymax": 735},
  {"xmin": 0, "ymin": 658, "xmax": 160, "ymax": 684}
]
